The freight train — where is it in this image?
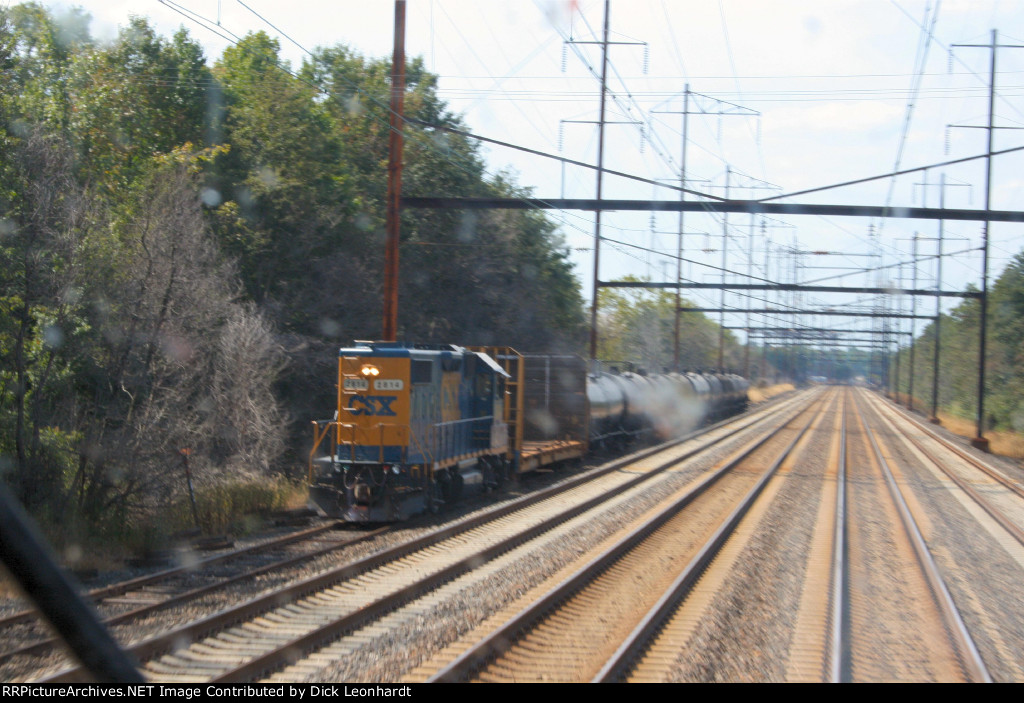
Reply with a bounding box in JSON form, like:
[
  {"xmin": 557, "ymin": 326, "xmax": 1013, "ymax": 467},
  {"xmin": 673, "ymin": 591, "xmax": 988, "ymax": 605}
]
[{"xmin": 308, "ymin": 341, "xmax": 749, "ymax": 522}]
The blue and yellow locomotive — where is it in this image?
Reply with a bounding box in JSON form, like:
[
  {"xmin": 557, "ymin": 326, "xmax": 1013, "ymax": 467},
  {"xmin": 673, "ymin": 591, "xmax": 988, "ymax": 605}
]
[{"xmin": 308, "ymin": 341, "xmax": 513, "ymax": 521}]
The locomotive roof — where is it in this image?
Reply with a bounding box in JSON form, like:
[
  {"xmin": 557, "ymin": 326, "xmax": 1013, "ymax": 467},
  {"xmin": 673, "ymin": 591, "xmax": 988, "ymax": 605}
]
[
  {"xmin": 339, "ymin": 341, "xmax": 462, "ymax": 357},
  {"xmin": 338, "ymin": 341, "xmax": 509, "ymax": 377}
]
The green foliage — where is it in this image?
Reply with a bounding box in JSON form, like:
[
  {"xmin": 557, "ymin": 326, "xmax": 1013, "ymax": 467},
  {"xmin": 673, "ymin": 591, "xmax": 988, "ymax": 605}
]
[
  {"xmin": 66, "ymin": 18, "xmax": 213, "ymax": 191},
  {"xmin": 893, "ymin": 264, "xmax": 1024, "ymax": 435},
  {"xmin": 597, "ymin": 276, "xmax": 732, "ymax": 371},
  {"xmin": 0, "ymin": 5, "xmax": 588, "ymax": 547},
  {"xmin": 3, "ymin": 1, "xmax": 91, "ymax": 131},
  {"xmin": 211, "ymin": 33, "xmax": 354, "ymax": 308},
  {"xmin": 989, "ymin": 252, "xmax": 1024, "ymax": 431}
]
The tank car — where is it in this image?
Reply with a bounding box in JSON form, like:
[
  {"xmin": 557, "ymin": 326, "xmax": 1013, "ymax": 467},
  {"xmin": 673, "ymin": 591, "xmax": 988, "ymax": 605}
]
[{"xmin": 583, "ymin": 368, "xmax": 743, "ymax": 443}]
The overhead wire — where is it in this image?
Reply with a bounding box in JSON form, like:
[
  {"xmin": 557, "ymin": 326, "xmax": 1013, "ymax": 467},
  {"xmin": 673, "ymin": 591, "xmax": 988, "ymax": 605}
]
[
  {"xmin": 158, "ymin": 1, "xmax": 1017, "ymax": 350},
  {"xmin": 160, "ymin": 0, "xmax": 622, "ymax": 265},
  {"xmin": 717, "ymin": 0, "xmax": 768, "ymax": 181},
  {"xmin": 891, "ymin": 0, "xmax": 1024, "ymax": 122},
  {"xmin": 876, "ymin": 0, "xmax": 942, "ymax": 249}
]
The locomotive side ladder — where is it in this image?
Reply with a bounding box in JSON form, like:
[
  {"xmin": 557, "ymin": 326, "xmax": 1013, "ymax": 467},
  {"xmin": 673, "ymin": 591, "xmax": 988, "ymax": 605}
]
[
  {"xmin": 335, "ymin": 355, "xmax": 369, "ymax": 460},
  {"xmin": 470, "ymin": 346, "xmax": 524, "ymax": 471},
  {"xmin": 307, "ymin": 355, "xmax": 366, "ymax": 481}
]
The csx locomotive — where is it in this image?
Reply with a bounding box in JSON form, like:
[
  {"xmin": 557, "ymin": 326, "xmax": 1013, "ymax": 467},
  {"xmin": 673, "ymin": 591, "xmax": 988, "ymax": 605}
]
[{"xmin": 308, "ymin": 341, "xmax": 748, "ymax": 522}]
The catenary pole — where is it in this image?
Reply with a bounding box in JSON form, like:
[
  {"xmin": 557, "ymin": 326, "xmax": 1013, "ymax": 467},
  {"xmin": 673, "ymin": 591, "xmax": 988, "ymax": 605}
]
[{"xmin": 382, "ymin": 1, "xmax": 406, "ymax": 341}]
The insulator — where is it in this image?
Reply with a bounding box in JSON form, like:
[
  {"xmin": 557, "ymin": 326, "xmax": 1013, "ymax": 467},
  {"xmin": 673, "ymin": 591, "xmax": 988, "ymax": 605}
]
[
  {"xmin": 561, "ymin": 44, "xmax": 567, "ymax": 73},
  {"xmin": 640, "ymin": 125, "xmax": 646, "ymax": 153},
  {"xmin": 948, "ymin": 49, "xmax": 953, "ymax": 73},
  {"xmin": 558, "ymin": 123, "xmax": 564, "ymax": 151},
  {"xmin": 643, "ymin": 45, "xmax": 650, "ymax": 74},
  {"xmin": 944, "ymin": 126, "xmax": 950, "ymax": 155}
]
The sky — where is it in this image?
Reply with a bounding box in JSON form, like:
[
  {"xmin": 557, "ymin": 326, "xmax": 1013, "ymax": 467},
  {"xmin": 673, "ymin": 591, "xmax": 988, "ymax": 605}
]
[{"xmin": 40, "ymin": 0, "xmax": 1024, "ymax": 349}]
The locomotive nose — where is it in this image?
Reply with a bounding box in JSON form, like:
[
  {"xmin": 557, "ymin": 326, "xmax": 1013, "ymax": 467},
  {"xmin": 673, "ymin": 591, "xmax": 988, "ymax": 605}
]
[{"xmin": 353, "ymin": 482, "xmax": 374, "ymax": 504}]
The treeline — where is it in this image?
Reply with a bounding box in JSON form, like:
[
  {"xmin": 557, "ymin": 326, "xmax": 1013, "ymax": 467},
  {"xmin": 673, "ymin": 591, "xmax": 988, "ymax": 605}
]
[
  {"xmin": 0, "ymin": 4, "xmax": 584, "ymax": 539},
  {"xmin": 598, "ymin": 263, "xmax": 1024, "ymax": 439},
  {"xmin": 597, "ymin": 278, "xmax": 744, "ymax": 373},
  {"xmin": 893, "ymin": 253, "xmax": 1024, "ymax": 433}
]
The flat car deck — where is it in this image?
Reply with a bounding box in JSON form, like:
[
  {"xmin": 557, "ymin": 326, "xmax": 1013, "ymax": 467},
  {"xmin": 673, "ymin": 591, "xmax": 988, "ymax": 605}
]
[{"xmin": 520, "ymin": 439, "xmax": 586, "ymax": 472}]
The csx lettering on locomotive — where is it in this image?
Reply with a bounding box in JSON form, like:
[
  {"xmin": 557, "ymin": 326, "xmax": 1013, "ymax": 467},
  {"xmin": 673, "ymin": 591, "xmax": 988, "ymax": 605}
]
[{"xmin": 347, "ymin": 395, "xmax": 398, "ymax": 416}]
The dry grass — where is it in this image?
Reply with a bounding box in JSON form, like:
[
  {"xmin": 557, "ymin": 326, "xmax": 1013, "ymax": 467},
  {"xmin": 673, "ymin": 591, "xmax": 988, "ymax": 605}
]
[
  {"xmin": 0, "ymin": 524, "xmax": 128, "ymax": 600},
  {"xmin": 935, "ymin": 412, "xmax": 1024, "ymax": 460},
  {"xmin": 888, "ymin": 392, "xmax": 1024, "ymax": 460},
  {"xmin": 164, "ymin": 475, "xmax": 309, "ymax": 537},
  {"xmin": 0, "ymin": 477, "xmax": 309, "ymax": 602},
  {"xmin": 748, "ymin": 383, "xmax": 796, "ymax": 404}
]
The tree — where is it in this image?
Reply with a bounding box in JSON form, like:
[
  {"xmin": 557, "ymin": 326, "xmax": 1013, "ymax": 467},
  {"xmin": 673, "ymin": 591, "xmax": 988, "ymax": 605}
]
[
  {"xmin": 68, "ymin": 156, "xmax": 286, "ymax": 523},
  {"xmin": 211, "ymin": 32, "xmax": 351, "ymax": 310},
  {"xmin": 987, "ymin": 253, "xmax": 1024, "ymax": 430},
  {"xmin": 0, "ymin": 126, "xmax": 90, "ymax": 513},
  {"xmin": 597, "ymin": 277, "xmax": 735, "ymax": 371},
  {"xmin": 67, "ymin": 18, "xmax": 212, "ymax": 191},
  {"xmin": 3, "ymin": 2, "xmax": 91, "ymax": 132},
  {"xmin": 0, "ymin": 9, "xmax": 590, "ymax": 535}
]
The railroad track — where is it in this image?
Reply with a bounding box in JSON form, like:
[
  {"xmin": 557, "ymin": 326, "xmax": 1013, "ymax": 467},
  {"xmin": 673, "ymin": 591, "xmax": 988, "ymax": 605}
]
[
  {"xmin": 606, "ymin": 386, "xmax": 1008, "ymax": 683},
  {"xmin": 852, "ymin": 389, "xmax": 1024, "ymax": 681},
  {"xmin": 23, "ymin": 384, "xmax": 1024, "ymax": 683},
  {"xmin": 412, "ymin": 385, "xmax": 1018, "ymax": 683},
  {"xmin": 843, "ymin": 389, "xmax": 988, "ymax": 682},
  {"xmin": 25, "ymin": 388, "xmax": 812, "ymax": 683},
  {"xmin": 419, "ymin": 387, "xmax": 836, "ymax": 682},
  {"xmin": 0, "ymin": 520, "xmax": 392, "ymax": 679}
]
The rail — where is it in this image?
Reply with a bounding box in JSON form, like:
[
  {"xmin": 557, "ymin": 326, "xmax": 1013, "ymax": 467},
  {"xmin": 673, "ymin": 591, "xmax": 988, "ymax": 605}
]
[{"xmin": 851, "ymin": 391, "xmax": 992, "ymax": 683}]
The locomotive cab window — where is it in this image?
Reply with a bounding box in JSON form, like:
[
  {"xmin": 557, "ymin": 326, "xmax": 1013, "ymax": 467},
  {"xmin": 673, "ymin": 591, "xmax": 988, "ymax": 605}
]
[{"xmin": 475, "ymin": 372, "xmax": 493, "ymax": 399}]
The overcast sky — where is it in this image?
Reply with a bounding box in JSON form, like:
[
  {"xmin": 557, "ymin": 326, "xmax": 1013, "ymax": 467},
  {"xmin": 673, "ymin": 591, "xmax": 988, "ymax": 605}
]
[{"xmin": 44, "ymin": 0, "xmax": 1024, "ymax": 343}]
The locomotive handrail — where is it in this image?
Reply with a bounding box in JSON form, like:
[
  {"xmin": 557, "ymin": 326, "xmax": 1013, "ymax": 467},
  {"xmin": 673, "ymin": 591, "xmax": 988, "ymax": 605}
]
[
  {"xmin": 308, "ymin": 419, "xmax": 336, "ymax": 484},
  {"xmin": 308, "ymin": 419, "xmax": 436, "ymax": 480},
  {"xmin": 430, "ymin": 415, "xmax": 495, "ymax": 462},
  {"xmin": 307, "ymin": 420, "xmax": 362, "ymax": 482}
]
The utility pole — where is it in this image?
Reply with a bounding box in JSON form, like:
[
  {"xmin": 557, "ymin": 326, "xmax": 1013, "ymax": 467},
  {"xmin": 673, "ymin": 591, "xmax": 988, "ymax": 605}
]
[
  {"xmin": 744, "ymin": 214, "xmax": 755, "ymax": 378},
  {"xmin": 675, "ymin": 86, "xmax": 689, "ymax": 371},
  {"xmin": 652, "ymin": 87, "xmax": 759, "ymax": 370},
  {"xmin": 718, "ymin": 167, "xmax": 730, "ymax": 371},
  {"xmin": 569, "ymin": 0, "xmax": 646, "ymax": 360},
  {"xmin": 755, "ymin": 217, "xmax": 796, "ymax": 382},
  {"xmin": 951, "ymin": 29, "xmax": 1024, "ymax": 449},
  {"xmin": 914, "ymin": 172, "xmax": 970, "ymax": 423},
  {"xmin": 909, "ymin": 233, "xmax": 918, "ymax": 412},
  {"xmin": 701, "ymin": 169, "xmax": 777, "ymax": 371},
  {"xmin": 382, "ymin": 0, "xmax": 406, "ymax": 341},
  {"xmin": 589, "ymin": 0, "xmax": 610, "ymax": 361},
  {"xmin": 894, "ymin": 260, "xmax": 904, "ymax": 404},
  {"xmin": 762, "ymin": 235, "xmax": 771, "ymax": 381},
  {"xmin": 933, "ymin": 180, "xmax": 944, "ymax": 422}
]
